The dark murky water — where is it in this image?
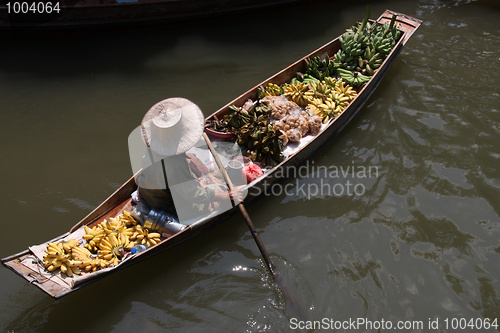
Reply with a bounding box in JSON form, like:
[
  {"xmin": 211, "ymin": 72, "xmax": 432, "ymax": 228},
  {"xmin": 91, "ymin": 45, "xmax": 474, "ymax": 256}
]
[{"xmin": 1, "ymin": 0, "xmax": 499, "ymax": 332}]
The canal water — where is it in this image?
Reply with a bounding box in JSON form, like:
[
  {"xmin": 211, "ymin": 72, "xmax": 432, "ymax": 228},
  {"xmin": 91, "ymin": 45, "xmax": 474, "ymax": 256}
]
[{"xmin": 1, "ymin": 0, "xmax": 499, "ymax": 332}]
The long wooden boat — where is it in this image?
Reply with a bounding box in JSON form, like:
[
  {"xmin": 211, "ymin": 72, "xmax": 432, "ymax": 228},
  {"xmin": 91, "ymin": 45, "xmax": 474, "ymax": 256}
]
[
  {"xmin": 2, "ymin": 10, "xmax": 421, "ymax": 298},
  {"xmin": 1, "ymin": 0, "xmax": 310, "ymax": 30}
]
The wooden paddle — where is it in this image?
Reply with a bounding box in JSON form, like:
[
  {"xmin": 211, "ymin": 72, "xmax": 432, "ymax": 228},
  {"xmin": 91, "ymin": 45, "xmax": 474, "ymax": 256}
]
[{"xmin": 202, "ymin": 132, "xmax": 305, "ymax": 318}]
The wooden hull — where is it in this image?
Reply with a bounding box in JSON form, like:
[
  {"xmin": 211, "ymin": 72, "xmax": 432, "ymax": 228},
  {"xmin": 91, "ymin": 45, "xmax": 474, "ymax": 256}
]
[
  {"xmin": 1, "ymin": 0, "xmax": 310, "ymax": 30},
  {"xmin": 1, "ymin": 10, "xmax": 421, "ymax": 298}
]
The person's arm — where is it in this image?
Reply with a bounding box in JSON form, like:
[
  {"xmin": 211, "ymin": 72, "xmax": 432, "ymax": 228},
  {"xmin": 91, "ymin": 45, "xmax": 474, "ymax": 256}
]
[{"xmin": 213, "ymin": 185, "xmax": 244, "ymax": 203}]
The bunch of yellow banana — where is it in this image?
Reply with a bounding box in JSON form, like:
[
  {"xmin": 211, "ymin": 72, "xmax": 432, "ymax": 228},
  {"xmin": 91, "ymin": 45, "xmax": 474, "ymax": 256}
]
[
  {"xmin": 129, "ymin": 224, "xmax": 146, "ymax": 243},
  {"xmin": 60, "ymin": 238, "xmax": 81, "ymax": 253},
  {"xmin": 100, "ymin": 218, "xmax": 135, "ymax": 239},
  {"xmin": 117, "ymin": 210, "xmax": 137, "ymax": 227},
  {"xmin": 99, "ymin": 218, "xmax": 125, "ymax": 234},
  {"xmin": 305, "ymin": 81, "xmax": 331, "ymax": 101},
  {"xmin": 59, "ymin": 259, "xmax": 82, "ymax": 277},
  {"xmin": 307, "ymin": 98, "xmax": 341, "ymax": 124},
  {"xmin": 83, "ymin": 225, "xmax": 106, "ymax": 252},
  {"xmin": 72, "ymin": 246, "xmax": 109, "ymax": 272},
  {"xmin": 322, "ymin": 99, "xmax": 339, "ymax": 117},
  {"xmin": 144, "ymin": 231, "xmax": 162, "ymax": 247},
  {"xmin": 330, "ymin": 91, "xmax": 350, "ymax": 107},
  {"xmin": 334, "ymin": 79, "xmax": 358, "ymax": 99},
  {"xmin": 42, "ymin": 210, "xmax": 164, "ymax": 276},
  {"xmin": 129, "ymin": 224, "xmax": 162, "ymax": 247},
  {"xmin": 97, "ymin": 233, "xmax": 134, "ymax": 266},
  {"xmin": 258, "ymin": 83, "xmax": 283, "ymax": 99},
  {"xmin": 323, "ymin": 76, "xmax": 338, "ymax": 88},
  {"xmin": 304, "ymin": 89, "xmax": 325, "ymax": 102},
  {"xmin": 307, "ymin": 103, "xmax": 322, "ymax": 119},
  {"xmin": 43, "ymin": 240, "xmax": 82, "ymax": 277},
  {"xmin": 283, "ymin": 82, "xmax": 310, "ymax": 106},
  {"xmin": 293, "ymin": 77, "xmax": 356, "ymax": 123}
]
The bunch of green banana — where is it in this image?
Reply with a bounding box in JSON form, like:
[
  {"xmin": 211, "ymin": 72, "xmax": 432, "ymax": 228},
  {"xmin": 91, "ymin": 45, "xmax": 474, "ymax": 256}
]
[
  {"xmin": 366, "ymin": 13, "xmax": 401, "ymax": 58},
  {"xmin": 333, "ymin": 7, "xmax": 403, "ymax": 85},
  {"xmin": 360, "ymin": 46, "xmax": 383, "ymax": 74},
  {"xmin": 335, "ymin": 7, "xmax": 375, "ymax": 76},
  {"xmin": 333, "ymin": 53, "xmax": 352, "ymax": 71},
  {"xmin": 305, "ymin": 53, "xmax": 337, "ymax": 80},
  {"xmin": 379, "ymin": 13, "xmax": 402, "ymax": 42},
  {"xmin": 339, "ymin": 31, "xmax": 369, "ymax": 57},
  {"xmin": 337, "ymin": 68, "xmax": 371, "ymax": 87},
  {"xmin": 370, "ymin": 33, "xmax": 395, "ymax": 58},
  {"xmin": 257, "ymin": 82, "xmax": 283, "ymax": 99},
  {"xmin": 332, "ymin": 49, "xmax": 355, "ymax": 69},
  {"xmin": 339, "ymin": 6, "xmax": 371, "ymax": 57},
  {"xmin": 293, "ymin": 73, "xmax": 320, "ymax": 85}
]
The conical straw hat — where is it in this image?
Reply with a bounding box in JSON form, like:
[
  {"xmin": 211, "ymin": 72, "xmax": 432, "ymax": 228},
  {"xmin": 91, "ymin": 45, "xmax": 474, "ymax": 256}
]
[{"xmin": 140, "ymin": 98, "xmax": 205, "ymax": 157}]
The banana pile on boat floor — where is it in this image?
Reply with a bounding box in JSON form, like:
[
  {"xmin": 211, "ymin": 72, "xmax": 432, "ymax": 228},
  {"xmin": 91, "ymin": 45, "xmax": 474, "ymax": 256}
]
[{"xmin": 41, "ymin": 210, "xmax": 162, "ymax": 277}]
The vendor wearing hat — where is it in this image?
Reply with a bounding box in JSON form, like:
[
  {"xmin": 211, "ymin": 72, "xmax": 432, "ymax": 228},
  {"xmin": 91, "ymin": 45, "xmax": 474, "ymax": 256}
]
[{"xmin": 136, "ymin": 98, "xmax": 243, "ymax": 222}]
